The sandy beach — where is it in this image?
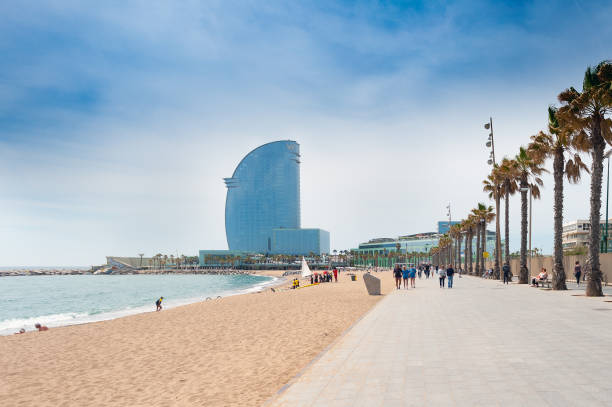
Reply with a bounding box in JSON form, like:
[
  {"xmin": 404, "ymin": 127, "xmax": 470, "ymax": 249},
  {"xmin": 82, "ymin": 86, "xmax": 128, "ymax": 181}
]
[{"xmin": 0, "ymin": 270, "xmax": 395, "ymax": 406}]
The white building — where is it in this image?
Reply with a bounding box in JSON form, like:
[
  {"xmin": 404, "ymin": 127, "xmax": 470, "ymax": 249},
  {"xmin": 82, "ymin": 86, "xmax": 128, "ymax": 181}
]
[{"xmin": 562, "ymin": 219, "xmax": 612, "ymax": 250}]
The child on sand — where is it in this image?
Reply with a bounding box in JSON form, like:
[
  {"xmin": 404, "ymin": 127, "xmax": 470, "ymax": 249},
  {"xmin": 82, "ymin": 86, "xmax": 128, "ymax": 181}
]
[{"xmin": 156, "ymin": 297, "xmax": 164, "ymax": 311}]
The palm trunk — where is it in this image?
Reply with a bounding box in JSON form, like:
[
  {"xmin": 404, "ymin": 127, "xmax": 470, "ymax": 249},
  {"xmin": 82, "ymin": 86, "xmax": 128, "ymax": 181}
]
[
  {"xmin": 466, "ymin": 230, "xmax": 471, "ymax": 274},
  {"xmin": 481, "ymin": 221, "xmax": 486, "ymax": 274},
  {"xmin": 504, "ymin": 183, "xmax": 510, "ymax": 266},
  {"xmin": 470, "ymin": 228, "xmax": 474, "ymax": 274},
  {"xmin": 494, "ymin": 193, "xmax": 501, "ymax": 280},
  {"xmin": 457, "ymin": 236, "xmax": 462, "ymax": 271},
  {"xmin": 552, "ymin": 147, "xmax": 567, "ymax": 290},
  {"xmin": 519, "ymin": 174, "xmax": 529, "ymax": 284},
  {"xmin": 587, "ymin": 115, "xmax": 604, "ymax": 297},
  {"xmin": 475, "ymin": 224, "xmax": 481, "ymax": 276}
]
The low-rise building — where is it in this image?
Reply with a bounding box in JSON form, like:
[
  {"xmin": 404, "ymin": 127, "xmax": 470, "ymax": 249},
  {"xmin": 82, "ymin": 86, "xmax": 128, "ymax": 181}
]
[
  {"xmin": 354, "ymin": 222, "xmax": 499, "ymax": 259},
  {"xmin": 562, "ymin": 218, "xmax": 612, "ymax": 251}
]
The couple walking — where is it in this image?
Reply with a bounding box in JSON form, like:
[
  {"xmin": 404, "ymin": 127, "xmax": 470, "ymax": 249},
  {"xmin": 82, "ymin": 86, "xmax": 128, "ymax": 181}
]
[{"xmin": 438, "ymin": 264, "xmax": 455, "ymax": 288}]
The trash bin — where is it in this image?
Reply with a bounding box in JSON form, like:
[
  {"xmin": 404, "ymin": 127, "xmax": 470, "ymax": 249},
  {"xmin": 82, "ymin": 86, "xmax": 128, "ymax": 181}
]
[{"xmin": 350, "ymin": 274, "xmax": 357, "ymax": 281}]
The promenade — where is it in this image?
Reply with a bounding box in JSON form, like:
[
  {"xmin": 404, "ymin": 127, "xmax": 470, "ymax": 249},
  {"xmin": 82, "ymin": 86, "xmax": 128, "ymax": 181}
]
[{"xmin": 267, "ymin": 275, "xmax": 612, "ymax": 406}]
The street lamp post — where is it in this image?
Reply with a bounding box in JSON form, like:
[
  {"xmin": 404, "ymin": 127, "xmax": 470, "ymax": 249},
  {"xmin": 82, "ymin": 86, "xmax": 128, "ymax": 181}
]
[
  {"xmin": 485, "ymin": 118, "xmax": 496, "ymax": 166},
  {"xmin": 485, "ymin": 117, "xmax": 502, "ymax": 278}
]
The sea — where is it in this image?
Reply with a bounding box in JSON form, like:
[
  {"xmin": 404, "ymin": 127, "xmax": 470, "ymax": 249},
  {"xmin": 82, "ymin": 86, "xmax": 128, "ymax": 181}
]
[{"xmin": 0, "ymin": 273, "xmax": 276, "ymax": 336}]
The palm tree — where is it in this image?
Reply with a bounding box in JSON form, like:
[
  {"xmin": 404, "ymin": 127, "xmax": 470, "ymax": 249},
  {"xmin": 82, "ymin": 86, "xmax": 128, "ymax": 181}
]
[
  {"xmin": 472, "ymin": 208, "xmax": 482, "ymax": 276},
  {"xmin": 498, "ymin": 158, "xmax": 519, "ymax": 271},
  {"xmin": 454, "ymin": 222, "xmax": 463, "ymax": 271},
  {"xmin": 557, "ymin": 61, "xmax": 612, "ymax": 297},
  {"xmin": 481, "ymin": 205, "xmax": 495, "ymax": 272},
  {"xmin": 511, "ymin": 146, "xmax": 545, "ymax": 284},
  {"xmin": 483, "ymin": 171, "xmax": 503, "ymax": 279},
  {"xmin": 465, "ymin": 216, "xmax": 475, "ymax": 275},
  {"xmin": 472, "ymin": 203, "xmax": 494, "ymax": 276},
  {"xmin": 438, "ymin": 235, "xmax": 451, "ymax": 265},
  {"xmin": 530, "ymin": 107, "xmax": 588, "ymax": 290}
]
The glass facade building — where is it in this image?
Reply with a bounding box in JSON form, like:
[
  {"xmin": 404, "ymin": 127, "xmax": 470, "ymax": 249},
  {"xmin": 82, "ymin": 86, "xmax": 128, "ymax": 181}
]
[
  {"xmin": 355, "ymin": 231, "xmax": 500, "ymax": 260},
  {"xmin": 272, "ymin": 228, "xmax": 330, "ymax": 256},
  {"xmin": 225, "ymin": 141, "xmax": 301, "ymax": 253},
  {"xmin": 224, "ymin": 140, "xmax": 329, "ymax": 255},
  {"xmin": 438, "ymin": 221, "xmax": 461, "ymax": 234}
]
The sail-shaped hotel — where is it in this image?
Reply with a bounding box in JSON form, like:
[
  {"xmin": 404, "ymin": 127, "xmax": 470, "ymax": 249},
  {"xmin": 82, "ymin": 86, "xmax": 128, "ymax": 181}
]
[{"xmin": 222, "ymin": 140, "xmax": 329, "ymax": 256}]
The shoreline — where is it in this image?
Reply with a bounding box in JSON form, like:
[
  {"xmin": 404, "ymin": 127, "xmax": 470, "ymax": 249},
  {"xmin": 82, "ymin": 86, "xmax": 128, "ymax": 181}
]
[
  {"xmin": 0, "ymin": 271, "xmax": 286, "ymax": 336},
  {"xmin": 1, "ymin": 269, "xmax": 393, "ymax": 406},
  {"xmin": 0, "ymin": 268, "xmax": 281, "ymax": 277}
]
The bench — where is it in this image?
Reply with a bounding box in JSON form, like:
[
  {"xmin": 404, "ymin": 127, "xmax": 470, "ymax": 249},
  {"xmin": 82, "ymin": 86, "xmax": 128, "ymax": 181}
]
[{"xmin": 533, "ymin": 278, "xmax": 551, "ymax": 288}]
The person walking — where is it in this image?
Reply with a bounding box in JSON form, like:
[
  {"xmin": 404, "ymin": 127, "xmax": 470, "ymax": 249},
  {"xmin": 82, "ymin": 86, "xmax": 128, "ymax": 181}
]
[
  {"xmin": 409, "ymin": 265, "xmax": 417, "ymax": 288},
  {"xmin": 439, "ymin": 267, "xmax": 446, "ymax": 288},
  {"xmin": 156, "ymin": 296, "xmax": 164, "ymax": 311},
  {"xmin": 446, "ymin": 264, "xmax": 455, "ymax": 288},
  {"xmin": 333, "ymin": 267, "xmax": 338, "ymax": 282},
  {"xmin": 502, "ymin": 263, "xmax": 511, "ymax": 284},
  {"xmin": 393, "ymin": 265, "xmax": 402, "ymax": 289},
  {"xmin": 402, "ymin": 266, "xmax": 410, "ymax": 289},
  {"xmin": 425, "ymin": 264, "xmax": 430, "ymax": 279},
  {"xmin": 574, "ymin": 261, "xmax": 582, "ymax": 285}
]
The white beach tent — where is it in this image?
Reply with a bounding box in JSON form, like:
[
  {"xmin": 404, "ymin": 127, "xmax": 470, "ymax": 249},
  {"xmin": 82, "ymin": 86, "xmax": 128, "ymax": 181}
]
[{"xmin": 300, "ymin": 257, "xmax": 312, "ymax": 278}]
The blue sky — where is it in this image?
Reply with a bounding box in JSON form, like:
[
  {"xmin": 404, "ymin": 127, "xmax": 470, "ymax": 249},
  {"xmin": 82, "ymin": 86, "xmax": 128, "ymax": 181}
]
[{"xmin": 1, "ymin": 0, "xmax": 611, "ymax": 265}]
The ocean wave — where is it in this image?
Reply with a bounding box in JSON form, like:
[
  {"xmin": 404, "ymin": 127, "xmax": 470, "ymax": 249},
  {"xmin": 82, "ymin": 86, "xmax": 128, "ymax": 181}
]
[
  {"xmin": 0, "ymin": 312, "xmax": 89, "ymax": 334},
  {"xmin": 0, "ymin": 275, "xmax": 278, "ymax": 335}
]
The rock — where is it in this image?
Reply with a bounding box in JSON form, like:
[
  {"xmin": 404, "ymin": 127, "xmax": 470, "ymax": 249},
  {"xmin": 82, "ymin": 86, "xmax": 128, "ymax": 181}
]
[{"xmin": 363, "ymin": 273, "xmax": 381, "ymax": 295}]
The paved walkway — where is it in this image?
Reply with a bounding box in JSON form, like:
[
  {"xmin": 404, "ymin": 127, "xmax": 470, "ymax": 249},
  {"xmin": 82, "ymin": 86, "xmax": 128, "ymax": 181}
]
[{"xmin": 267, "ymin": 275, "xmax": 612, "ymax": 406}]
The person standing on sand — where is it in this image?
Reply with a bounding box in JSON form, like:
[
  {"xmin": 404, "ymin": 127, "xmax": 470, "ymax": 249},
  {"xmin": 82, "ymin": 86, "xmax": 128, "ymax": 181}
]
[
  {"xmin": 393, "ymin": 265, "xmax": 402, "ymax": 289},
  {"xmin": 156, "ymin": 296, "xmax": 164, "ymax": 311},
  {"xmin": 439, "ymin": 267, "xmax": 446, "ymax": 288},
  {"xmin": 333, "ymin": 267, "xmax": 338, "ymax": 282}
]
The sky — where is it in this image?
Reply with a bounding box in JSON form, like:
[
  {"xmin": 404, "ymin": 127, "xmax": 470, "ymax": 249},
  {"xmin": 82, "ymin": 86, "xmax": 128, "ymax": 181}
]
[{"xmin": 1, "ymin": 0, "xmax": 611, "ymax": 266}]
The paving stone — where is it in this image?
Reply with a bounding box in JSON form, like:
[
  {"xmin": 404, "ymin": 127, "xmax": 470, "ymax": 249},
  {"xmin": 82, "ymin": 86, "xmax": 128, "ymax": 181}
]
[{"xmin": 266, "ymin": 276, "xmax": 612, "ymax": 406}]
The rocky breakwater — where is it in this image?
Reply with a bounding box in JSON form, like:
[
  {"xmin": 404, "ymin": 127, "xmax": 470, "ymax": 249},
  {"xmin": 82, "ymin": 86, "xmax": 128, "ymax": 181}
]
[
  {"xmin": 0, "ymin": 269, "xmax": 92, "ymax": 277},
  {"xmin": 135, "ymin": 268, "xmax": 253, "ymax": 275}
]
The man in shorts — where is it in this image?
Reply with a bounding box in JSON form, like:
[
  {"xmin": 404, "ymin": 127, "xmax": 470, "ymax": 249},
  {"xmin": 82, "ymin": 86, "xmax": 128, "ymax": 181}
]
[{"xmin": 393, "ymin": 265, "xmax": 402, "ymax": 289}]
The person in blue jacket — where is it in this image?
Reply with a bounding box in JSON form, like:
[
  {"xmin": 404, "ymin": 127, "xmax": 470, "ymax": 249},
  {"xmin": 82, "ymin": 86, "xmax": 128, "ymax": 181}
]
[
  {"xmin": 402, "ymin": 266, "xmax": 410, "ymax": 289},
  {"xmin": 409, "ymin": 266, "xmax": 417, "ymax": 288}
]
